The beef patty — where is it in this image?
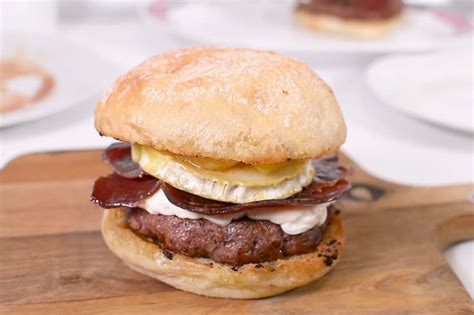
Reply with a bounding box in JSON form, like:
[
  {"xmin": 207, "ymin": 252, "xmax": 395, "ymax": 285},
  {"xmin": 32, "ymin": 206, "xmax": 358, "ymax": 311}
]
[{"xmin": 126, "ymin": 206, "xmax": 335, "ymax": 266}]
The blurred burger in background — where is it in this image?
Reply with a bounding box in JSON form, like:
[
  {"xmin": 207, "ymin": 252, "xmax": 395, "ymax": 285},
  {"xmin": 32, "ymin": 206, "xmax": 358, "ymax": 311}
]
[{"xmin": 295, "ymin": 0, "xmax": 404, "ymax": 39}]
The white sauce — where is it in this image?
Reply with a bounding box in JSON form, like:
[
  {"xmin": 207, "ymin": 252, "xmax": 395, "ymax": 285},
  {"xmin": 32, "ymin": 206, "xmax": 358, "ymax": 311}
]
[{"xmin": 139, "ymin": 190, "xmax": 329, "ymax": 235}]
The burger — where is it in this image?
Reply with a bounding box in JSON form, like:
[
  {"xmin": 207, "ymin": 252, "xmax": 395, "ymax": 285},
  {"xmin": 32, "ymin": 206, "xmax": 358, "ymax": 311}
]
[
  {"xmin": 295, "ymin": 0, "xmax": 404, "ymax": 39},
  {"xmin": 90, "ymin": 47, "xmax": 350, "ymax": 299}
]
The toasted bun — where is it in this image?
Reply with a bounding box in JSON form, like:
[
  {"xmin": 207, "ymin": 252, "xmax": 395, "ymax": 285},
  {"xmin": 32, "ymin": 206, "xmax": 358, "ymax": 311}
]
[
  {"xmin": 295, "ymin": 9, "xmax": 403, "ymax": 39},
  {"xmin": 101, "ymin": 208, "xmax": 345, "ymax": 299},
  {"xmin": 95, "ymin": 48, "xmax": 346, "ymax": 164}
]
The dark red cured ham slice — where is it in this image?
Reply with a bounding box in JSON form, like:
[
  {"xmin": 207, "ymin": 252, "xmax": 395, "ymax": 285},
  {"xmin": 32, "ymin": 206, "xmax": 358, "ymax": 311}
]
[
  {"xmin": 103, "ymin": 142, "xmax": 144, "ymax": 178},
  {"xmin": 161, "ymin": 179, "xmax": 350, "ymax": 216},
  {"xmin": 90, "ymin": 173, "xmax": 161, "ymax": 208},
  {"xmin": 91, "ymin": 145, "xmax": 351, "ymax": 215},
  {"xmin": 312, "ymin": 154, "xmax": 349, "ymax": 183}
]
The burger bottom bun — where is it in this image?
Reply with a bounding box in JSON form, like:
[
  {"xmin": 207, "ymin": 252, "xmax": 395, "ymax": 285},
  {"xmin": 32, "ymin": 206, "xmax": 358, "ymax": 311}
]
[
  {"xmin": 101, "ymin": 208, "xmax": 345, "ymax": 299},
  {"xmin": 294, "ymin": 9, "xmax": 403, "ymax": 39}
]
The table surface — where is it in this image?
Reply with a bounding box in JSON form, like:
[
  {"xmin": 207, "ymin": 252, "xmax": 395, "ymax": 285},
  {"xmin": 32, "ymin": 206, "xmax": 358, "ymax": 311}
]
[
  {"xmin": 1, "ymin": 20, "xmax": 473, "ymax": 299},
  {"xmin": 1, "ymin": 150, "xmax": 472, "ymax": 313}
]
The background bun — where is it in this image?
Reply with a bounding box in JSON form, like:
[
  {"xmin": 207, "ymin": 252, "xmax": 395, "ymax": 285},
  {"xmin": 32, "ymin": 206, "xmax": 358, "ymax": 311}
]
[
  {"xmin": 295, "ymin": 9, "xmax": 402, "ymax": 39},
  {"xmin": 101, "ymin": 208, "xmax": 345, "ymax": 299},
  {"xmin": 95, "ymin": 48, "xmax": 346, "ymax": 163}
]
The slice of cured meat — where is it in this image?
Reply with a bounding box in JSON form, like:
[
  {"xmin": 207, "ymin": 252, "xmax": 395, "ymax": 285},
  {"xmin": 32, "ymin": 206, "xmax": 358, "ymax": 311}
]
[
  {"xmin": 312, "ymin": 154, "xmax": 348, "ymax": 183},
  {"xmin": 161, "ymin": 179, "xmax": 350, "ymax": 216},
  {"xmin": 92, "ymin": 143, "xmax": 351, "ymax": 215},
  {"xmin": 90, "ymin": 173, "xmax": 161, "ymax": 208},
  {"xmin": 91, "ymin": 174, "xmax": 350, "ymax": 216},
  {"xmin": 103, "ymin": 142, "xmax": 144, "ymax": 178}
]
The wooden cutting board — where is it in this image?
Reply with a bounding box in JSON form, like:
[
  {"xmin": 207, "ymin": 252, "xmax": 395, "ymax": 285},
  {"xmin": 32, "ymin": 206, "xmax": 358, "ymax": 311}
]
[{"xmin": 0, "ymin": 150, "xmax": 473, "ymax": 314}]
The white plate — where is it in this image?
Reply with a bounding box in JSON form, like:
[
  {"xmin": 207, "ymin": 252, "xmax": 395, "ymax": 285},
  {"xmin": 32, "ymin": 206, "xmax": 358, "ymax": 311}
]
[
  {"xmin": 366, "ymin": 50, "xmax": 473, "ymax": 134},
  {"xmin": 149, "ymin": 2, "xmax": 471, "ymax": 54},
  {"xmin": 0, "ymin": 32, "xmax": 117, "ymax": 128}
]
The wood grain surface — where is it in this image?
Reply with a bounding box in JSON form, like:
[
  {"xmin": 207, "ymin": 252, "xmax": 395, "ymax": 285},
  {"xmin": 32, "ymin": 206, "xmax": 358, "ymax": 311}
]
[{"xmin": 0, "ymin": 150, "xmax": 473, "ymax": 314}]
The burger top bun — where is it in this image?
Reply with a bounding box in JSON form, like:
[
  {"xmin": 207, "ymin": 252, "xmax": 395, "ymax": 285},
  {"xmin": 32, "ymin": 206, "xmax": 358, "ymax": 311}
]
[{"xmin": 95, "ymin": 47, "xmax": 346, "ymax": 164}]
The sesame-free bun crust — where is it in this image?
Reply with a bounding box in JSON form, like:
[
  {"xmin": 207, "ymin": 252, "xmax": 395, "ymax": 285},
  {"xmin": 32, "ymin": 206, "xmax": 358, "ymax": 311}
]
[
  {"xmin": 95, "ymin": 48, "xmax": 346, "ymax": 164},
  {"xmin": 295, "ymin": 9, "xmax": 403, "ymax": 39},
  {"xmin": 101, "ymin": 208, "xmax": 345, "ymax": 299}
]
